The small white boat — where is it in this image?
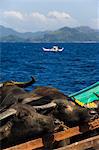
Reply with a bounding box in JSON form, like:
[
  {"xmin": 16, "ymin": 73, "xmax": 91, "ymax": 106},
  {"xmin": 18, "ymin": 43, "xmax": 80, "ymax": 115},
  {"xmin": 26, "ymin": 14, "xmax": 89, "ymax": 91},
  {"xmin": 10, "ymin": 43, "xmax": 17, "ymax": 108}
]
[{"xmin": 43, "ymin": 46, "xmax": 64, "ymax": 52}]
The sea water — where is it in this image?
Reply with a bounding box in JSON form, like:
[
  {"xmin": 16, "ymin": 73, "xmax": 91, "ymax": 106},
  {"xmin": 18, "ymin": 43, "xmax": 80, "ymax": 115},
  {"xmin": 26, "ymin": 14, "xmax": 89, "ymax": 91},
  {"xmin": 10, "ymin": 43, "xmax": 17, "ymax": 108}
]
[{"xmin": 1, "ymin": 42, "xmax": 99, "ymax": 95}]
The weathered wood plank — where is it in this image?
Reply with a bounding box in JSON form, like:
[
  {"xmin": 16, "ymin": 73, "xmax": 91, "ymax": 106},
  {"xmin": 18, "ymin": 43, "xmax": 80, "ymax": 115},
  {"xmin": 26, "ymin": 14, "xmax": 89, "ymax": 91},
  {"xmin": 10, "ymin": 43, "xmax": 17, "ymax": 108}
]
[
  {"xmin": 4, "ymin": 138, "xmax": 43, "ymax": 150},
  {"xmin": 56, "ymin": 135, "xmax": 99, "ymax": 150},
  {"xmin": 54, "ymin": 126, "xmax": 80, "ymax": 141}
]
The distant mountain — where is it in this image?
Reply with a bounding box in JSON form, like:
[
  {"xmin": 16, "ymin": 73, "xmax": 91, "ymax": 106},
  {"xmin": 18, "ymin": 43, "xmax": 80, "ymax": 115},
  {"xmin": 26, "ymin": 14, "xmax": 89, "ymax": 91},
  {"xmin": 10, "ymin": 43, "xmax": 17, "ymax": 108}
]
[{"xmin": 0, "ymin": 25, "xmax": 99, "ymax": 42}]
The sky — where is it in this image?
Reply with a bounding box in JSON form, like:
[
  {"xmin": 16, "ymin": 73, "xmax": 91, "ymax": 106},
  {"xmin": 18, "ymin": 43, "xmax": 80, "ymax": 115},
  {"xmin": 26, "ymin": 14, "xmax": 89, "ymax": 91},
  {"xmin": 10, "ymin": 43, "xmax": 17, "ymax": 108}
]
[{"xmin": 0, "ymin": 0, "xmax": 99, "ymax": 32}]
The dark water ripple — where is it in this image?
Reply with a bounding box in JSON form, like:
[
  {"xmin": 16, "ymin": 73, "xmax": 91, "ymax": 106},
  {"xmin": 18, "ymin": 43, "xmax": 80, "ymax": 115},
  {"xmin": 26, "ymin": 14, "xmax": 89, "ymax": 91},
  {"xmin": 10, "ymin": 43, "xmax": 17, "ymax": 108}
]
[{"xmin": 0, "ymin": 42, "xmax": 99, "ymax": 94}]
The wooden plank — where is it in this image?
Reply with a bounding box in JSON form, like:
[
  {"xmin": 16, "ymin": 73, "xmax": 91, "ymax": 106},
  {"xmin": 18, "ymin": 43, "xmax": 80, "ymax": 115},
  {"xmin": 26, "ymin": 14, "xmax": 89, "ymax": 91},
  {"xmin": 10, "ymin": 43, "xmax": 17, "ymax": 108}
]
[
  {"xmin": 54, "ymin": 126, "xmax": 80, "ymax": 141},
  {"xmin": 4, "ymin": 119, "xmax": 99, "ymax": 150},
  {"xmin": 4, "ymin": 138, "xmax": 44, "ymax": 150},
  {"xmin": 56, "ymin": 135, "xmax": 99, "ymax": 150}
]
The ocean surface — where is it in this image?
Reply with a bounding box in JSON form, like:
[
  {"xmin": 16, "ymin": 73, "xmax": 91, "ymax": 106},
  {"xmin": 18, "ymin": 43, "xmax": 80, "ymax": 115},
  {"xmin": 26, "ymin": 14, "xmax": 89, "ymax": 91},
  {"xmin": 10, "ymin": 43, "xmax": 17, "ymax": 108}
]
[{"xmin": 0, "ymin": 42, "xmax": 99, "ymax": 95}]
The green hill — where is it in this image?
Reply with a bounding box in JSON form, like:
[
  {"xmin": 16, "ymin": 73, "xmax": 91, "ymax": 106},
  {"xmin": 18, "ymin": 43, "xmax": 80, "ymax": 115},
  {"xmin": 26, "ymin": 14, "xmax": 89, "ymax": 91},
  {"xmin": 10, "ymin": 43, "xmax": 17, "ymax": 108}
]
[{"xmin": 0, "ymin": 25, "xmax": 99, "ymax": 42}]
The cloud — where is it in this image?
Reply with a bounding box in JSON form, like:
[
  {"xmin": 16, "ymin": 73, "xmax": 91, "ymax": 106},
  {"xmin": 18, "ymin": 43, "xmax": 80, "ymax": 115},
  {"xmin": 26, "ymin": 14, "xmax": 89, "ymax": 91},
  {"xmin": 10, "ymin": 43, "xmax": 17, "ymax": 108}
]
[
  {"xmin": 31, "ymin": 12, "xmax": 46, "ymax": 22},
  {"xmin": 94, "ymin": 18, "xmax": 99, "ymax": 29},
  {"xmin": 89, "ymin": 18, "xmax": 99, "ymax": 29},
  {"xmin": 4, "ymin": 11, "xmax": 23, "ymax": 20},
  {"xmin": 48, "ymin": 11, "xmax": 71, "ymax": 20},
  {"xmin": 1, "ymin": 10, "xmax": 79, "ymax": 32}
]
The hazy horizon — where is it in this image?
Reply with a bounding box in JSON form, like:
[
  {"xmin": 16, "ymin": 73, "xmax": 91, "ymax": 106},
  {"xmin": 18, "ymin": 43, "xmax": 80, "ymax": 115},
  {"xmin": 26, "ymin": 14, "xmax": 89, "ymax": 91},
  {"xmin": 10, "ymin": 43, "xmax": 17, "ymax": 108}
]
[{"xmin": 1, "ymin": 24, "xmax": 99, "ymax": 34}]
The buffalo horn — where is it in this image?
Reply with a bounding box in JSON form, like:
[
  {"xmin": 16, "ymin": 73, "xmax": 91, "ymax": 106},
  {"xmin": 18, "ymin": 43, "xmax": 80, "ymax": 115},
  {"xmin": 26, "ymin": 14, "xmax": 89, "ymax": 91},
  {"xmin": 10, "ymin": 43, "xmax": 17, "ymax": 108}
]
[
  {"xmin": 22, "ymin": 95, "xmax": 43, "ymax": 104},
  {"xmin": 0, "ymin": 108, "xmax": 17, "ymax": 121},
  {"xmin": 0, "ymin": 83, "xmax": 3, "ymax": 87},
  {"xmin": 33, "ymin": 102, "xmax": 57, "ymax": 110},
  {"xmin": 12, "ymin": 76, "xmax": 36, "ymax": 88}
]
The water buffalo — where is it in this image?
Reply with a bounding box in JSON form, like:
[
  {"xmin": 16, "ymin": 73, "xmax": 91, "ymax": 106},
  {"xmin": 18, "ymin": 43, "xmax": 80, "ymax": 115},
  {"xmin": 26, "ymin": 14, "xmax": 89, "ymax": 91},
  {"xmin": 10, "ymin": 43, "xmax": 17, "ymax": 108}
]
[
  {"xmin": 0, "ymin": 81, "xmax": 98, "ymax": 149},
  {"xmin": 0, "ymin": 103, "xmax": 60, "ymax": 149},
  {"xmin": 33, "ymin": 98, "xmax": 92, "ymax": 127},
  {"xmin": 0, "ymin": 81, "xmax": 69, "ymax": 113},
  {"xmin": 23, "ymin": 86, "xmax": 95, "ymax": 127},
  {"xmin": 0, "ymin": 81, "xmax": 98, "ymax": 128},
  {"xmin": 0, "ymin": 77, "xmax": 37, "ymax": 111}
]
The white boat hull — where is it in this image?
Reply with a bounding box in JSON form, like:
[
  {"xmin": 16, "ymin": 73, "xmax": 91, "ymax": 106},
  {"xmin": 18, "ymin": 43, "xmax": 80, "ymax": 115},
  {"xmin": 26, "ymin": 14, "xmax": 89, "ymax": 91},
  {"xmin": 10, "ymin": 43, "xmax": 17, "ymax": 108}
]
[{"xmin": 43, "ymin": 47, "xmax": 64, "ymax": 52}]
